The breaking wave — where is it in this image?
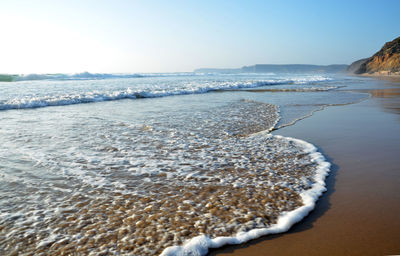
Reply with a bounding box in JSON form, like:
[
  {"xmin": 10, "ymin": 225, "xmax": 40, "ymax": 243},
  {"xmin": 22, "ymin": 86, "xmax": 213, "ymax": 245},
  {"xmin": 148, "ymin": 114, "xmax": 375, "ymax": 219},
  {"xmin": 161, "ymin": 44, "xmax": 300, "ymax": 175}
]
[{"xmin": 0, "ymin": 75, "xmax": 333, "ymax": 111}]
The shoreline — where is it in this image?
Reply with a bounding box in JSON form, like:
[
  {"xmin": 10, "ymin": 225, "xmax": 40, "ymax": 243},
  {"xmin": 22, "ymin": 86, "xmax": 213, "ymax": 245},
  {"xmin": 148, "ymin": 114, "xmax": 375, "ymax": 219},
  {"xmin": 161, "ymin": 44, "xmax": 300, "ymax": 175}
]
[
  {"xmin": 209, "ymin": 77, "xmax": 400, "ymax": 255},
  {"xmin": 161, "ymin": 134, "xmax": 331, "ymax": 256},
  {"xmin": 357, "ymin": 73, "xmax": 400, "ymax": 79}
]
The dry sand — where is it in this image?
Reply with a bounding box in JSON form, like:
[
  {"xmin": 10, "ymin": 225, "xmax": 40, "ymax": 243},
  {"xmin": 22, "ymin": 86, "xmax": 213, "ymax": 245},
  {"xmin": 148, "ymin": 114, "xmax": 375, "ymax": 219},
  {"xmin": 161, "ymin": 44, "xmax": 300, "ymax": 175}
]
[{"xmin": 209, "ymin": 77, "xmax": 400, "ymax": 256}]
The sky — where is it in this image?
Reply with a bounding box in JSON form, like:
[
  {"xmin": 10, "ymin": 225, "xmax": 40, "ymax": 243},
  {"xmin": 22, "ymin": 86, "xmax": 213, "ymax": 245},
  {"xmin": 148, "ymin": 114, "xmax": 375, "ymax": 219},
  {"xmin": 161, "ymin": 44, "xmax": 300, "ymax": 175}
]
[{"xmin": 0, "ymin": 0, "xmax": 399, "ymax": 74}]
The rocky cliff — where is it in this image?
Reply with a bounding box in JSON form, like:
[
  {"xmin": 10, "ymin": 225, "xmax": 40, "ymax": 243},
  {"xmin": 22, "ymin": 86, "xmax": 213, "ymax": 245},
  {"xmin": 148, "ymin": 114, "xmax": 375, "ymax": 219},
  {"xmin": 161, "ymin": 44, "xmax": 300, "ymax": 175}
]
[
  {"xmin": 347, "ymin": 58, "xmax": 368, "ymax": 74},
  {"xmin": 351, "ymin": 36, "xmax": 400, "ymax": 75}
]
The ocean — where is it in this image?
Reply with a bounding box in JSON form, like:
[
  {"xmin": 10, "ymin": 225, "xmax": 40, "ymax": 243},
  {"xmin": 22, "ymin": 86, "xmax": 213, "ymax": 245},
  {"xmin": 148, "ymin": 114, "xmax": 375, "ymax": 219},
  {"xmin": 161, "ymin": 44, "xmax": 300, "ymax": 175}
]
[{"xmin": 0, "ymin": 72, "xmax": 368, "ymax": 255}]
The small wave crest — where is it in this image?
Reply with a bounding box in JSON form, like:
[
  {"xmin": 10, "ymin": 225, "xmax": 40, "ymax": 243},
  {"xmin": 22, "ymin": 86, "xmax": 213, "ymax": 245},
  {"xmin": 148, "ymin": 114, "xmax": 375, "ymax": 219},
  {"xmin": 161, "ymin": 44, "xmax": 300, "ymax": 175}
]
[
  {"xmin": 11, "ymin": 72, "xmax": 144, "ymax": 81},
  {"xmin": 9, "ymin": 72, "xmax": 213, "ymax": 81},
  {"xmin": 0, "ymin": 76, "xmax": 333, "ymax": 111}
]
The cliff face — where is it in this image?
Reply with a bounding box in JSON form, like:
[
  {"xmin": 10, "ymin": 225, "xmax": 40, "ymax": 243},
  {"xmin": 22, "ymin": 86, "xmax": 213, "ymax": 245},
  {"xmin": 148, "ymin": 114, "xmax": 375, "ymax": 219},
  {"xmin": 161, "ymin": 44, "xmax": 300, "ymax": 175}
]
[
  {"xmin": 347, "ymin": 58, "xmax": 368, "ymax": 73},
  {"xmin": 352, "ymin": 36, "xmax": 400, "ymax": 75}
]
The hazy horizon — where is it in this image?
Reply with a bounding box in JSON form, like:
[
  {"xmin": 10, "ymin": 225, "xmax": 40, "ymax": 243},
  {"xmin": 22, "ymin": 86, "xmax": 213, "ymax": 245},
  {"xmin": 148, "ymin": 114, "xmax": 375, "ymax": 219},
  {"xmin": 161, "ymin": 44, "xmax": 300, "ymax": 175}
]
[
  {"xmin": 1, "ymin": 0, "xmax": 399, "ymax": 74},
  {"xmin": 3, "ymin": 63, "xmax": 350, "ymax": 76}
]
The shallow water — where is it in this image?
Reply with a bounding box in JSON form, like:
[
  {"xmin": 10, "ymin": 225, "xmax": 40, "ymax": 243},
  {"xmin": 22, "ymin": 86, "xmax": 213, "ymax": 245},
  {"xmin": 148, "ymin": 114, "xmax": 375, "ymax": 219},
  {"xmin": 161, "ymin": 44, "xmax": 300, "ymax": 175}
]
[{"xmin": 0, "ymin": 73, "xmax": 368, "ymax": 255}]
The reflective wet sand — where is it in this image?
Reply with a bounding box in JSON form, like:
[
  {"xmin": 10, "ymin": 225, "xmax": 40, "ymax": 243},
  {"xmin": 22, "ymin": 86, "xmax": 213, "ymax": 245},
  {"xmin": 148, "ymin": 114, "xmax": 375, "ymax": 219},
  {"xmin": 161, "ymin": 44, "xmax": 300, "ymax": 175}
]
[{"xmin": 209, "ymin": 78, "xmax": 400, "ymax": 255}]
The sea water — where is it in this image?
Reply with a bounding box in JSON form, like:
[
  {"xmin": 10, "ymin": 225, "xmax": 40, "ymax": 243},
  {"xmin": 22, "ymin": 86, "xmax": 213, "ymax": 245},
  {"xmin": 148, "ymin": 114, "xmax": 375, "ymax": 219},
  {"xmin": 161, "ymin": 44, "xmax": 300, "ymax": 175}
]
[{"xmin": 0, "ymin": 73, "xmax": 367, "ymax": 255}]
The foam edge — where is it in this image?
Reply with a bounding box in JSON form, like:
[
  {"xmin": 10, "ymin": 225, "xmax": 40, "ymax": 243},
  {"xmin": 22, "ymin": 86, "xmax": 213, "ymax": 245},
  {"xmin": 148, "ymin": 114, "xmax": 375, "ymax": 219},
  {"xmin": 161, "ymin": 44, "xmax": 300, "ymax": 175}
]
[{"xmin": 160, "ymin": 134, "xmax": 331, "ymax": 256}]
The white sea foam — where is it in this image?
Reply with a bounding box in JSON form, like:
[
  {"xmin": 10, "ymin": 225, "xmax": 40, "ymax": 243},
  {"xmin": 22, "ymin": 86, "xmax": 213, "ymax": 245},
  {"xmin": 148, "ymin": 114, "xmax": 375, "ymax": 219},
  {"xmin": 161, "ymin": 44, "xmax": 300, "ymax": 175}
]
[
  {"xmin": 12, "ymin": 72, "xmax": 144, "ymax": 81},
  {"xmin": 0, "ymin": 74, "xmax": 339, "ymax": 255},
  {"xmin": 160, "ymin": 135, "xmax": 330, "ymax": 256},
  {"xmin": 10, "ymin": 72, "xmax": 329, "ymax": 81},
  {"xmin": 11, "ymin": 72, "xmax": 218, "ymax": 81},
  {"xmin": 0, "ymin": 75, "xmax": 333, "ymax": 110}
]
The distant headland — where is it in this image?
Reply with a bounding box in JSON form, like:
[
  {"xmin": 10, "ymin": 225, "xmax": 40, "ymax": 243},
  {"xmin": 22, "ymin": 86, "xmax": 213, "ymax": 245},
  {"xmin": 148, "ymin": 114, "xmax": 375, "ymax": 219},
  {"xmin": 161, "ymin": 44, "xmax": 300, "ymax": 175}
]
[
  {"xmin": 349, "ymin": 36, "xmax": 400, "ymax": 76},
  {"xmin": 194, "ymin": 64, "xmax": 349, "ymax": 74}
]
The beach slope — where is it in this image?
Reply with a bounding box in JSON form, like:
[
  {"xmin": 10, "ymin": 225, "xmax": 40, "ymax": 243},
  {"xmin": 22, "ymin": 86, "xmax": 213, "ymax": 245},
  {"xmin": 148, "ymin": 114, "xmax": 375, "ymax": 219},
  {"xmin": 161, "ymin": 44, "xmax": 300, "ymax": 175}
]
[{"xmin": 209, "ymin": 77, "xmax": 400, "ymax": 255}]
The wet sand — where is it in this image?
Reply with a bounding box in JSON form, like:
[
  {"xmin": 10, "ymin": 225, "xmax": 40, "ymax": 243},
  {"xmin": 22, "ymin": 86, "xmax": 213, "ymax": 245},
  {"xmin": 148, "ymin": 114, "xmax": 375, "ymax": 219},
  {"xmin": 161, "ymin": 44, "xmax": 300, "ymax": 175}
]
[{"xmin": 209, "ymin": 77, "xmax": 400, "ymax": 255}]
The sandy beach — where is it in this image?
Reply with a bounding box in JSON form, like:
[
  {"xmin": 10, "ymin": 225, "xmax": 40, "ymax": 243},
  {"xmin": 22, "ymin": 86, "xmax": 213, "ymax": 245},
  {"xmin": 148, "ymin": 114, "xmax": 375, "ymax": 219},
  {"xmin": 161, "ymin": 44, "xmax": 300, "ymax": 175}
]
[{"xmin": 209, "ymin": 77, "xmax": 400, "ymax": 256}]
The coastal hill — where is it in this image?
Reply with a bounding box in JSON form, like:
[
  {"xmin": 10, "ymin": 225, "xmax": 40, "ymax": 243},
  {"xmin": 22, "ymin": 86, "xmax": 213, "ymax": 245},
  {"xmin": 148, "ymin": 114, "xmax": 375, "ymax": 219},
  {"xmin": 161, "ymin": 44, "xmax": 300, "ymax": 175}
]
[
  {"xmin": 195, "ymin": 64, "xmax": 348, "ymax": 74},
  {"xmin": 350, "ymin": 36, "xmax": 400, "ymax": 75},
  {"xmin": 347, "ymin": 58, "xmax": 368, "ymax": 74}
]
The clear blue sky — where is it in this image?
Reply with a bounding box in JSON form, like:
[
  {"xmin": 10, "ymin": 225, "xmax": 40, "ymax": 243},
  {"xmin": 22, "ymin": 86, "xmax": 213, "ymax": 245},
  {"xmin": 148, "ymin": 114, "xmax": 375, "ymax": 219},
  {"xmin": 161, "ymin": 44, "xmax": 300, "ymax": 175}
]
[{"xmin": 0, "ymin": 0, "xmax": 399, "ymax": 73}]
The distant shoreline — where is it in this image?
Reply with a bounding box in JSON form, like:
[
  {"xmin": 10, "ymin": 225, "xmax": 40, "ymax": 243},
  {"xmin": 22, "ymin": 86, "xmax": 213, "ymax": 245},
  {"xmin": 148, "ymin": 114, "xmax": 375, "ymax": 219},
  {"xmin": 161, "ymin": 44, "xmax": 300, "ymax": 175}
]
[{"xmin": 359, "ymin": 73, "xmax": 400, "ymax": 79}]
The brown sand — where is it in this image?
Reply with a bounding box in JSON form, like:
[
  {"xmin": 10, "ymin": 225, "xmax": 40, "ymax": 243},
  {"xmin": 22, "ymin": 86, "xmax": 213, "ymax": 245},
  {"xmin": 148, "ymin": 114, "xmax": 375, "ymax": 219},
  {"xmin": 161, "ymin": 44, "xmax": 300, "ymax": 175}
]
[
  {"xmin": 209, "ymin": 78, "xmax": 400, "ymax": 256},
  {"xmin": 360, "ymin": 73, "xmax": 400, "ymax": 78}
]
